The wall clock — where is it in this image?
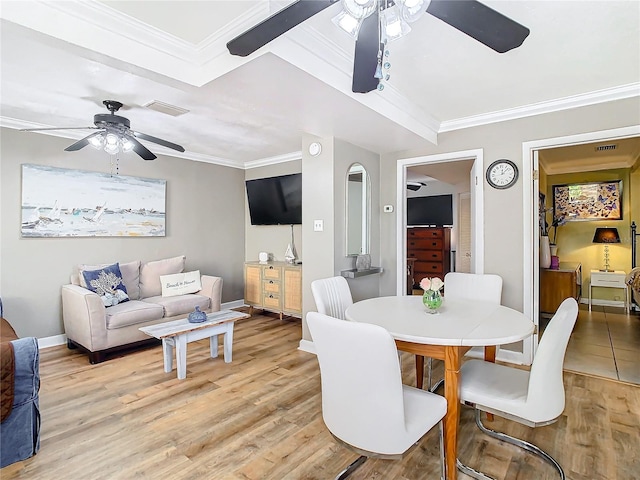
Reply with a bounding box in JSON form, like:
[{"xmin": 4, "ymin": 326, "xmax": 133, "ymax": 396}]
[{"xmin": 486, "ymin": 159, "xmax": 518, "ymax": 189}]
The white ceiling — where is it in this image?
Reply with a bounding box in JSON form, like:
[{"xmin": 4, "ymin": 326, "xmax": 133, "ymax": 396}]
[{"xmin": 1, "ymin": 1, "xmax": 639, "ymax": 169}]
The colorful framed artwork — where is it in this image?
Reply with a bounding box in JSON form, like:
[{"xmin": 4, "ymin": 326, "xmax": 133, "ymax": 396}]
[
  {"xmin": 21, "ymin": 164, "xmax": 166, "ymax": 237},
  {"xmin": 552, "ymin": 180, "xmax": 622, "ymax": 222}
]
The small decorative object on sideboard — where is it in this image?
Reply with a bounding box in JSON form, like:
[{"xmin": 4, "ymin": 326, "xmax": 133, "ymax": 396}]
[
  {"xmin": 188, "ymin": 306, "xmax": 207, "ymax": 323},
  {"xmin": 355, "ymin": 254, "xmax": 371, "ymax": 271}
]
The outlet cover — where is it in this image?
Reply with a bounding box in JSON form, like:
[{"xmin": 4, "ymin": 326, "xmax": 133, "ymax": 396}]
[{"xmin": 314, "ymin": 220, "xmax": 324, "ymax": 232}]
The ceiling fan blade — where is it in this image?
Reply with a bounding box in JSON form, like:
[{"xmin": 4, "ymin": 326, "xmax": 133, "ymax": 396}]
[
  {"xmin": 131, "ymin": 131, "xmax": 185, "ymax": 152},
  {"xmin": 352, "ymin": 10, "xmax": 380, "ymax": 94},
  {"xmin": 21, "ymin": 126, "xmax": 97, "ymax": 132},
  {"xmin": 64, "ymin": 131, "xmax": 104, "ymax": 152},
  {"xmin": 426, "ymin": 0, "xmax": 530, "ymax": 53},
  {"xmin": 227, "ymin": 0, "xmax": 338, "ymax": 57},
  {"xmin": 124, "ymin": 133, "xmax": 157, "ymax": 161}
]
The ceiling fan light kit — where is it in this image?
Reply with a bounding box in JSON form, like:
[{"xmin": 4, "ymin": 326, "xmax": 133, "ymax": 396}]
[
  {"xmin": 21, "ymin": 99, "xmax": 185, "ymax": 161},
  {"xmin": 227, "ymin": 0, "xmax": 529, "ymax": 94}
]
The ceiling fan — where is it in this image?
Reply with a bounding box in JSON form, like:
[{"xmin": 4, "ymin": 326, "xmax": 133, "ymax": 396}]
[
  {"xmin": 227, "ymin": 0, "xmax": 530, "ymax": 93},
  {"xmin": 20, "ymin": 100, "xmax": 185, "ymax": 161}
]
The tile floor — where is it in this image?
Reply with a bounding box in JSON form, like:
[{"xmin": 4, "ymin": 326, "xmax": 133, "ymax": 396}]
[{"xmin": 558, "ymin": 303, "xmax": 640, "ymax": 384}]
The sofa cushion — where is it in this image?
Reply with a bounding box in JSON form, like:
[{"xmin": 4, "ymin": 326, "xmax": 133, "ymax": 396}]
[
  {"xmin": 160, "ymin": 270, "xmax": 202, "ymax": 297},
  {"xmin": 105, "ymin": 301, "xmax": 164, "ymax": 330},
  {"xmin": 143, "ymin": 294, "xmax": 210, "ymax": 318},
  {"xmin": 76, "ymin": 261, "xmax": 141, "ymax": 300},
  {"xmin": 139, "ymin": 256, "xmax": 185, "ymax": 299},
  {"xmin": 82, "ymin": 264, "xmax": 130, "ymax": 307}
]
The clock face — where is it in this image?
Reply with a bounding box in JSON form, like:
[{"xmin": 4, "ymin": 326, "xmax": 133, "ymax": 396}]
[{"xmin": 486, "ymin": 159, "xmax": 518, "ymax": 189}]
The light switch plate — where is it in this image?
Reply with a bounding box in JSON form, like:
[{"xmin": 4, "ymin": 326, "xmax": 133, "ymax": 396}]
[
  {"xmin": 314, "ymin": 220, "xmax": 324, "ymax": 232},
  {"xmin": 383, "ymin": 205, "xmax": 394, "ymax": 213}
]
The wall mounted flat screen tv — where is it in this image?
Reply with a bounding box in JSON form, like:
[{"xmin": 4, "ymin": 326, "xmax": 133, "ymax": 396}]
[
  {"xmin": 246, "ymin": 173, "xmax": 302, "ymax": 225},
  {"xmin": 407, "ymin": 194, "xmax": 453, "ymax": 226}
]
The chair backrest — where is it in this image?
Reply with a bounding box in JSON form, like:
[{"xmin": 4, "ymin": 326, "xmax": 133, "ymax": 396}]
[
  {"xmin": 443, "ymin": 272, "xmax": 502, "ymax": 304},
  {"xmin": 526, "ymin": 297, "xmax": 578, "ymax": 422},
  {"xmin": 307, "ymin": 312, "xmax": 408, "ymax": 454},
  {"xmin": 311, "ymin": 276, "xmax": 353, "ymax": 319}
]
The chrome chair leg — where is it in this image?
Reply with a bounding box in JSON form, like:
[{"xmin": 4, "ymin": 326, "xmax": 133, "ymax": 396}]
[
  {"xmin": 474, "ymin": 409, "xmax": 565, "ymax": 480},
  {"xmin": 427, "ymin": 357, "xmax": 433, "ymax": 390},
  {"xmin": 335, "ymin": 455, "xmax": 367, "ymax": 480}
]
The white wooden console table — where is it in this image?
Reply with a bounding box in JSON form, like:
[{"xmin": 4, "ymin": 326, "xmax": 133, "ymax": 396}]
[{"xmin": 140, "ymin": 309, "xmax": 249, "ymax": 380}]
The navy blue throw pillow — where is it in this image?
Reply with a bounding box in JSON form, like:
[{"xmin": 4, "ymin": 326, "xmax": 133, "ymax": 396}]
[{"xmin": 82, "ymin": 263, "xmax": 129, "ymax": 307}]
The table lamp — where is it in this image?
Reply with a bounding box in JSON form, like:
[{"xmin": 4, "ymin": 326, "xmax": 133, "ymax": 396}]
[{"xmin": 592, "ymin": 227, "xmax": 620, "ymax": 272}]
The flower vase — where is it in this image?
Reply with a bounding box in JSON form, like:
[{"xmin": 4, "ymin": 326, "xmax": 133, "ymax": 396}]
[
  {"xmin": 540, "ymin": 236, "xmax": 551, "ymax": 269},
  {"xmin": 422, "ymin": 289, "xmax": 443, "ymax": 314}
]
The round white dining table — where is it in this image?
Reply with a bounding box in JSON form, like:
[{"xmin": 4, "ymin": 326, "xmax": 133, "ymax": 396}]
[{"xmin": 345, "ymin": 295, "xmax": 534, "ymax": 480}]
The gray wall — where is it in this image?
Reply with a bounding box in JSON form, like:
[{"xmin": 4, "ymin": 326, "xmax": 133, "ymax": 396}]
[
  {"xmin": 300, "ymin": 136, "xmax": 382, "ymax": 341},
  {"xmin": 0, "ymin": 128, "xmax": 246, "ymax": 338},
  {"xmin": 380, "ymin": 97, "xmax": 640, "ymax": 311}
]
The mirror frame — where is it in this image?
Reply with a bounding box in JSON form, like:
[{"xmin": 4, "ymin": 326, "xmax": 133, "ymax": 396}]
[{"xmin": 345, "ymin": 163, "xmax": 370, "ymax": 256}]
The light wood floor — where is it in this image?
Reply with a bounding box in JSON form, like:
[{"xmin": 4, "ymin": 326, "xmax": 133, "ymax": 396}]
[{"xmin": 2, "ymin": 309, "xmax": 639, "ymax": 480}]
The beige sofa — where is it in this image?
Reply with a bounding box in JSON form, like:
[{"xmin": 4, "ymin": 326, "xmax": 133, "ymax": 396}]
[{"xmin": 62, "ymin": 255, "xmax": 222, "ymax": 363}]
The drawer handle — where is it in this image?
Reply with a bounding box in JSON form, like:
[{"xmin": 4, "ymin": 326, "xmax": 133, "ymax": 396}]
[
  {"xmin": 269, "ymin": 280, "xmax": 274, "ymax": 284},
  {"xmin": 409, "ymin": 253, "xmax": 416, "ymax": 257},
  {"xmin": 269, "ymin": 294, "xmax": 274, "ymax": 298},
  {"xmin": 268, "ymin": 266, "xmax": 274, "ymax": 269}
]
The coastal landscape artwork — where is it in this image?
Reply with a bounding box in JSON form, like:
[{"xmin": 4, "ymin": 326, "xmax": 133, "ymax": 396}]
[{"xmin": 21, "ymin": 164, "xmax": 166, "ymax": 237}]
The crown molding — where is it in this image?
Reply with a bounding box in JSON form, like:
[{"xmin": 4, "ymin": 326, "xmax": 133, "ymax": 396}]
[
  {"xmin": 439, "ymin": 83, "xmax": 640, "ymax": 133},
  {"xmin": 244, "ymin": 151, "xmax": 303, "ymax": 169}
]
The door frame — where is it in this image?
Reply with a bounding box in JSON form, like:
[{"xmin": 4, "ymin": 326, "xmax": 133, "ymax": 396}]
[
  {"xmin": 396, "ymin": 149, "xmax": 485, "ymax": 295},
  {"xmin": 522, "ymin": 125, "xmax": 640, "ymax": 362}
]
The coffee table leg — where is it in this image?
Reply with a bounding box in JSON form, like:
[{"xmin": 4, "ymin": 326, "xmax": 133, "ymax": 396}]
[
  {"xmin": 223, "ymin": 323, "xmax": 234, "ymax": 363},
  {"xmin": 162, "ymin": 338, "xmax": 174, "ymax": 373},
  {"xmin": 210, "ymin": 335, "xmax": 219, "ymax": 359},
  {"xmin": 175, "ymin": 335, "xmax": 187, "ymax": 380}
]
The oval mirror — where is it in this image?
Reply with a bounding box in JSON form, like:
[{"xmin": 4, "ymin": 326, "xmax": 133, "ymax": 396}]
[{"xmin": 346, "ymin": 163, "xmax": 370, "ymax": 256}]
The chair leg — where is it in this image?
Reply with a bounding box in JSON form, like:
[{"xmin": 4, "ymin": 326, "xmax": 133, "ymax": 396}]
[
  {"xmin": 335, "ymin": 455, "xmax": 367, "ymax": 480},
  {"xmin": 473, "ymin": 409, "xmax": 565, "ymax": 480}
]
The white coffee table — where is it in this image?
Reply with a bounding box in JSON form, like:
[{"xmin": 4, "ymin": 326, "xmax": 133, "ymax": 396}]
[{"xmin": 139, "ymin": 309, "xmax": 249, "ymax": 380}]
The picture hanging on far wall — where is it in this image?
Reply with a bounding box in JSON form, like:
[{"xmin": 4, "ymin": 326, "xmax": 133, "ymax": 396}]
[
  {"xmin": 553, "ymin": 180, "xmax": 622, "ymax": 222},
  {"xmin": 21, "ymin": 164, "xmax": 166, "ymax": 238}
]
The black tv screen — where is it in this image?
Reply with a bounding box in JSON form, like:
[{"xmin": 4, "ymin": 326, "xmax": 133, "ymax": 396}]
[
  {"xmin": 246, "ymin": 173, "xmax": 302, "ymax": 225},
  {"xmin": 407, "ymin": 195, "xmax": 453, "ymax": 226}
]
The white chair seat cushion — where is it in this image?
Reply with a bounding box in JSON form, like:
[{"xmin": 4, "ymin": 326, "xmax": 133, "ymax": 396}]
[{"xmin": 460, "ymin": 360, "xmax": 530, "ymax": 420}]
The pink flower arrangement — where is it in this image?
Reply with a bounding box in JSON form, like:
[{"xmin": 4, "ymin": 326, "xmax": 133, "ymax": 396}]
[{"xmin": 420, "ymin": 277, "xmax": 444, "ymax": 291}]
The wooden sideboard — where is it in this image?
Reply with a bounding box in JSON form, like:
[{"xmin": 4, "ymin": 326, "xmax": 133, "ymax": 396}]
[
  {"xmin": 244, "ymin": 261, "xmax": 302, "ymax": 319},
  {"xmin": 407, "ymin": 227, "xmax": 451, "ymax": 288},
  {"xmin": 540, "ymin": 262, "xmax": 582, "ymax": 315}
]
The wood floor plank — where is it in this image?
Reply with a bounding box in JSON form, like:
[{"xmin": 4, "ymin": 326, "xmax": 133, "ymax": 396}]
[{"xmin": 2, "ymin": 310, "xmax": 638, "ymax": 480}]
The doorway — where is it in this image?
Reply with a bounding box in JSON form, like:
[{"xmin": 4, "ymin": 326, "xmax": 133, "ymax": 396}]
[
  {"xmin": 395, "ymin": 149, "xmax": 485, "ymax": 296},
  {"xmin": 523, "ymin": 125, "xmax": 640, "ymax": 372}
]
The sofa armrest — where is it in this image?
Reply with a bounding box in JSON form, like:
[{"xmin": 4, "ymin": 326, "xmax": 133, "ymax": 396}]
[
  {"xmin": 61, "ymin": 284, "xmax": 108, "ymax": 351},
  {"xmin": 198, "ymin": 275, "xmax": 223, "ymax": 312}
]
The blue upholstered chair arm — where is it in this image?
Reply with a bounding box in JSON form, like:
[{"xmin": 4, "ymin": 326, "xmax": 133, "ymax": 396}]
[{"xmin": 0, "ymin": 337, "xmax": 41, "ymax": 468}]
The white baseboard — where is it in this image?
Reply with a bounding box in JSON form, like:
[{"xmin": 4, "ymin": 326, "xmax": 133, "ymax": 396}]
[
  {"xmin": 580, "ymin": 297, "xmax": 626, "ymax": 309},
  {"xmin": 298, "ymin": 339, "xmax": 316, "ymax": 354},
  {"xmin": 37, "ymin": 299, "xmax": 248, "ymax": 350},
  {"xmin": 38, "ymin": 334, "xmax": 67, "ymax": 349}
]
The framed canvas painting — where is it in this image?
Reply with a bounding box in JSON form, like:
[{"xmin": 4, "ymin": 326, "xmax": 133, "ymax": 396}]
[
  {"xmin": 21, "ymin": 164, "xmax": 166, "ymax": 237},
  {"xmin": 552, "ymin": 180, "xmax": 622, "ymax": 222}
]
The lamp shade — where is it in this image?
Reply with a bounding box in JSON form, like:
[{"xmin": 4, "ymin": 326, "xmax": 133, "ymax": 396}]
[{"xmin": 592, "ymin": 227, "xmax": 621, "ymax": 244}]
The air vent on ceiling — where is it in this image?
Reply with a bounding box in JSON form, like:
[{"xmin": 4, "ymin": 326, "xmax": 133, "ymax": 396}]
[
  {"xmin": 595, "ymin": 144, "xmax": 617, "ymax": 151},
  {"xmin": 142, "ymin": 100, "xmax": 189, "ymax": 117}
]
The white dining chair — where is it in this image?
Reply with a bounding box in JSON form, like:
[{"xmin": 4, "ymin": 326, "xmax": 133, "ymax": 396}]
[
  {"xmin": 417, "ymin": 272, "xmax": 503, "ymax": 391},
  {"xmin": 307, "ymin": 311, "xmax": 447, "ymax": 479},
  {"xmin": 311, "ymin": 276, "xmax": 353, "ymax": 320},
  {"xmin": 456, "ymin": 297, "xmax": 578, "ymax": 480}
]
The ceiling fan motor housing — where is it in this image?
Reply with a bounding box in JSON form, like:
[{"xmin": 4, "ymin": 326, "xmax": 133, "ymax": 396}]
[{"xmin": 93, "ymin": 113, "xmax": 130, "ymax": 130}]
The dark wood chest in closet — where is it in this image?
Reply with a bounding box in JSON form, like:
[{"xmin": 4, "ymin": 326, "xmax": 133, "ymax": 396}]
[{"xmin": 407, "ymin": 227, "xmax": 451, "ymax": 287}]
